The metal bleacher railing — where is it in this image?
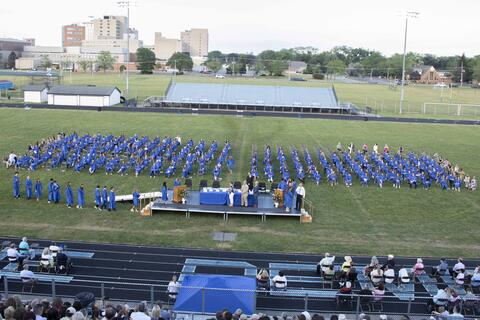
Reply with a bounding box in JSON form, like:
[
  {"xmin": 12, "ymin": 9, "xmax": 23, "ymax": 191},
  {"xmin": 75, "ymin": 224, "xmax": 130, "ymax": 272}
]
[{"xmin": 2, "ymin": 274, "xmax": 477, "ymax": 319}]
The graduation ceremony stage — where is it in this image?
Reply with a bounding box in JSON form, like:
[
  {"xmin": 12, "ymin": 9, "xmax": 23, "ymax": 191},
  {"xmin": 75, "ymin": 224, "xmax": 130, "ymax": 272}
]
[{"xmin": 146, "ymin": 188, "xmax": 304, "ymax": 221}]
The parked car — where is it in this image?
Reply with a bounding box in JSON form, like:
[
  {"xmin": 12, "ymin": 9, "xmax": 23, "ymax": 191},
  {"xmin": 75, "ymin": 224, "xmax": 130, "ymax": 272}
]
[{"xmin": 215, "ymin": 74, "xmax": 225, "ymax": 79}]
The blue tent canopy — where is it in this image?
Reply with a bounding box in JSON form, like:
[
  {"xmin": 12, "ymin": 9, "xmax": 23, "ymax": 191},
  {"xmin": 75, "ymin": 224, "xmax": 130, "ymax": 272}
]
[{"xmin": 174, "ymin": 275, "xmax": 256, "ymax": 315}]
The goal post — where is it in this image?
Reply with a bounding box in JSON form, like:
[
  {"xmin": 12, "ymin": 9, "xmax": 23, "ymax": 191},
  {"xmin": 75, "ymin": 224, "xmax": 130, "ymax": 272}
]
[{"xmin": 422, "ymin": 102, "xmax": 480, "ymax": 116}]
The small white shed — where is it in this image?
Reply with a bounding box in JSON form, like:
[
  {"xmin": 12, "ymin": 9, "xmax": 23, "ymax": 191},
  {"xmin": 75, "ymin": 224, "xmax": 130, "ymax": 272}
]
[
  {"xmin": 23, "ymin": 85, "xmax": 48, "ymax": 103},
  {"xmin": 47, "ymin": 85, "xmax": 121, "ymax": 107}
]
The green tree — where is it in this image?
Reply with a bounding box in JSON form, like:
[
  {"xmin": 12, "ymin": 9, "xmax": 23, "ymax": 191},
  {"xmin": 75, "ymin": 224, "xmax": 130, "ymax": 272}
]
[
  {"xmin": 96, "ymin": 51, "xmax": 115, "ymax": 73},
  {"xmin": 472, "ymin": 58, "xmax": 480, "ymax": 82},
  {"xmin": 326, "ymin": 59, "xmax": 347, "ymax": 77},
  {"xmin": 7, "ymin": 51, "xmax": 17, "ymax": 69},
  {"xmin": 270, "ymin": 60, "xmax": 288, "ymax": 76},
  {"xmin": 166, "ymin": 52, "xmax": 193, "ymax": 72},
  {"xmin": 78, "ymin": 60, "xmax": 90, "ymax": 73},
  {"xmin": 119, "ymin": 65, "xmax": 126, "ymax": 73},
  {"xmin": 40, "ymin": 55, "xmax": 52, "ymax": 69},
  {"xmin": 205, "ymin": 60, "xmax": 222, "ymax": 73},
  {"xmin": 136, "ymin": 48, "xmax": 156, "ymax": 74}
]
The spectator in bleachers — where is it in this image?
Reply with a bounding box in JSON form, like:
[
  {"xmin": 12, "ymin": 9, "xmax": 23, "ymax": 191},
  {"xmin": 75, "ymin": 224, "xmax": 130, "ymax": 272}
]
[
  {"xmin": 19, "ymin": 237, "xmax": 36, "ymax": 260},
  {"xmin": 412, "ymin": 258, "xmax": 425, "ymax": 276},
  {"xmin": 40, "ymin": 247, "xmax": 53, "ymax": 271},
  {"xmin": 364, "ymin": 256, "xmax": 379, "ymax": 277},
  {"xmin": 103, "ymin": 307, "xmax": 116, "ymax": 320},
  {"xmin": 372, "ymin": 284, "xmax": 385, "ymax": 301},
  {"xmin": 431, "ymin": 306, "xmax": 449, "ymax": 320},
  {"xmin": 454, "ymin": 270, "xmax": 465, "ymax": 286},
  {"xmin": 272, "ymin": 271, "xmax": 287, "ymax": 290},
  {"xmin": 317, "ymin": 253, "xmax": 335, "ymax": 275},
  {"xmin": 381, "ymin": 255, "xmax": 395, "ymax": 271},
  {"xmin": 341, "ymin": 256, "xmax": 353, "ymax": 275},
  {"xmin": 447, "ymin": 307, "xmax": 464, "ymax": 320},
  {"xmin": 370, "ymin": 267, "xmax": 384, "ymax": 286},
  {"xmin": 336, "ymin": 281, "xmax": 352, "ymax": 305},
  {"xmin": 4, "ymin": 306, "xmax": 15, "ymax": 320},
  {"xmin": 60, "ymin": 307, "xmax": 76, "ymax": 320},
  {"xmin": 149, "ymin": 305, "xmax": 160, "ymax": 320},
  {"xmin": 451, "ymin": 258, "xmax": 465, "ymax": 278},
  {"xmin": 71, "ymin": 312, "xmax": 85, "ymax": 320},
  {"xmin": 112, "ymin": 305, "xmax": 128, "ymax": 320},
  {"xmin": 7, "ymin": 243, "xmax": 24, "ymax": 270},
  {"xmin": 130, "ymin": 303, "xmax": 150, "ymax": 320},
  {"xmin": 448, "ymin": 289, "xmax": 461, "ymax": 312},
  {"xmin": 46, "ymin": 308, "xmax": 60, "ymax": 320},
  {"xmin": 34, "ymin": 304, "xmax": 46, "ymax": 320},
  {"xmin": 470, "ymin": 267, "xmax": 480, "ymax": 291},
  {"xmin": 398, "ymin": 268, "xmax": 410, "ymax": 287},
  {"xmin": 383, "ymin": 266, "xmax": 395, "ymax": 284},
  {"xmin": 432, "ymin": 258, "xmax": 449, "ymax": 277}
]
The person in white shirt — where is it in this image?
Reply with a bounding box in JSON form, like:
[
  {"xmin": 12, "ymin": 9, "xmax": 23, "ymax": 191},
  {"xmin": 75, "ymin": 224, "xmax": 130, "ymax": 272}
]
[
  {"xmin": 20, "ymin": 265, "xmax": 37, "ymax": 285},
  {"xmin": 7, "ymin": 243, "xmax": 24, "ymax": 269},
  {"xmin": 398, "ymin": 268, "xmax": 410, "ymax": 286},
  {"xmin": 130, "ymin": 303, "xmax": 151, "ymax": 320},
  {"xmin": 8, "ymin": 152, "xmax": 17, "ymax": 168},
  {"xmin": 455, "ymin": 271, "xmax": 465, "ymax": 286},
  {"xmin": 272, "ymin": 271, "xmax": 287, "ymax": 290},
  {"xmin": 452, "ymin": 258, "xmax": 465, "ymax": 277},
  {"xmin": 167, "ymin": 275, "xmax": 180, "ymax": 300},
  {"xmin": 295, "ymin": 183, "xmax": 305, "ymax": 211},
  {"xmin": 383, "ymin": 266, "xmax": 395, "ymax": 284},
  {"xmin": 317, "ymin": 253, "xmax": 335, "ymax": 275}
]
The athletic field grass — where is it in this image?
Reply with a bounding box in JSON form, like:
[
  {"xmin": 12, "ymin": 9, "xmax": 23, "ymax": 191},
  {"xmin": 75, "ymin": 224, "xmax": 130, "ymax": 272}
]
[
  {"xmin": 1, "ymin": 108, "xmax": 479, "ymax": 258},
  {"xmin": 2, "ymin": 72, "xmax": 480, "ymax": 119}
]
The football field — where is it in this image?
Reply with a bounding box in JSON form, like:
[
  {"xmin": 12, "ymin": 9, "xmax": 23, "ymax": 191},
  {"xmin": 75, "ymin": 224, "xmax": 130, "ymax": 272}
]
[{"xmin": 1, "ymin": 108, "xmax": 479, "ymax": 258}]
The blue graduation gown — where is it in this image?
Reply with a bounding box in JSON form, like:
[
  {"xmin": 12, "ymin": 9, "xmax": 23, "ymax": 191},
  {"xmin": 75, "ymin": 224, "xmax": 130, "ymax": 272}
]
[
  {"xmin": 13, "ymin": 175, "xmax": 20, "ymax": 198},
  {"xmin": 65, "ymin": 186, "xmax": 74, "ymax": 206},
  {"xmin": 284, "ymin": 188, "xmax": 293, "ymax": 209},
  {"xmin": 25, "ymin": 178, "xmax": 32, "ymax": 199},
  {"xmin": 53, "ymin": 183, "xmax": 60, "ymax": 203},
  {"xmin": 77, "ymin": 187, "xmax": 85, "ymax": 207},
  {"xmin": 109, "ymin": 191, "xmax": 116, "ymax": 210},
  {"xmin": 35, "ymin": 181, "xmax": 42, "ymax": 199},
  {"xmin": 133, "ymin": 192, "xmax": 140, "ymax": 206},
  {"xmin": 95, "ymin": 188, "xmax": 101, "ymax": 206},
  {"xmin": 101, "ymin": 188, "xmax": 108, "ymax": 208},
  {"xmin": 47, "ymin": 181, "xmax": 53, "ymax": 202},
  {"xmin": 162, "ymin": 186, "xmax": 168, "ymax": 201}
]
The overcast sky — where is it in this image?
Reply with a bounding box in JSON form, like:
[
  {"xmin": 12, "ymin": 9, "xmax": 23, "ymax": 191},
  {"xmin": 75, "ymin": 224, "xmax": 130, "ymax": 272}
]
[{"xmin": 1, "ymin": 0, "xmax": 479, "ymax": 57}]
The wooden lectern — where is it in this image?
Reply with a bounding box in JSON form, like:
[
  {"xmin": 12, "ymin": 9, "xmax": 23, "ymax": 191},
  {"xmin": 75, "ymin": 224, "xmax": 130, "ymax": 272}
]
[{"xmin": 173, "ymin": 185, "xmax": 187, "ymax": 203}]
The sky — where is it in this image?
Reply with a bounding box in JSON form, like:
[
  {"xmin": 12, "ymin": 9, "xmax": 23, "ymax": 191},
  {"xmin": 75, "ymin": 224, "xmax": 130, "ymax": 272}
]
[{"xmin": 1, "ymin": 0, "xmax": 479, "ymax": 57}]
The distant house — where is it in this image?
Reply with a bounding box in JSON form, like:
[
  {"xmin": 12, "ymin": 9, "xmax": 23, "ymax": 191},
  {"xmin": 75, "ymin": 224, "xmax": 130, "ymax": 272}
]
[
  {"xmin": 288, "ymin": 61, "xmax": 307, "ymax": 74},
  {"xmin": 24, "ymin": 84, "xmax": 48, "ymax": 103},
  {"xmin": 47, "ymin": 85, "xmax": 121, "ymax": 107},
  {"xmin": 414, "ymin": 65, "xmax": 453, "ymax": 84}
]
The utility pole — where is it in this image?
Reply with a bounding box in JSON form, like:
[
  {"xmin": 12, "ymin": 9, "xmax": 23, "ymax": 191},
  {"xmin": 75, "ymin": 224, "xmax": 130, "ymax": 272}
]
[
  {"xmin": 399, "ymin": 11, "xmax": 419, "ymax": 115},
  {"xmin": 460, "ymin": 54, "xmax": 465, "ymax": 87},
  {"xmin": 118, "ymin": 1, "xmax": 132, "ymax": 96}
]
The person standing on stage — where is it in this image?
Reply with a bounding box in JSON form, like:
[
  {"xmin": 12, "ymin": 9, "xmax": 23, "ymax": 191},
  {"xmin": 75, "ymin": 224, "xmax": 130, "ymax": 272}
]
[
  {"xmin": 13, "ymin": 172, "xmax": 20, "ymax": 198},
  {"xmin": 25, "ymin": 176, "xmax": 33, "ymax": 200},
  {"xmin": 241, "ymin": 180, "xmax": 249, "ymax": 207},
  {"xmin": 109, "ymin": 187, "xmax": 116, "ymax": 211},
  {"xmin": 65, "ymin": 182, "xmax": 74, "ymax": 208},
  {"xmin": 35, "ymin": 178, "xmax": 42, "ymax": 201},
  {"xmin": 295, "ymin": 182, "xmax": 305, "ymax": 211},
  {"xmin": 162, "ymin": 182, "xmax": 168, "ymax": 202}
]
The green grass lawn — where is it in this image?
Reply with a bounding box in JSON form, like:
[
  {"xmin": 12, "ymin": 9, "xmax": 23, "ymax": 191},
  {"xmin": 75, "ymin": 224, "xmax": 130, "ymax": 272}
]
[
  {"xmin": 2, "ymin": 72, "xmax": 480, "ymax": 119},
  {"xmin": 1, "ymin": 108, "xmax": 479, "ymax": 258}
]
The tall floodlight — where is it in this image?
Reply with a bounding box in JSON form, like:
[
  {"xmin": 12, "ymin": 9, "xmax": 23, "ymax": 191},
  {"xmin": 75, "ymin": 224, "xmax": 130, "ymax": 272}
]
[
  {"xmin": 399, "ymin": 11, "xmax": 419, "ymax": 114},
  {"xmin": 118, "ymin": 1, "xmax": 132, "ymax": 96}
]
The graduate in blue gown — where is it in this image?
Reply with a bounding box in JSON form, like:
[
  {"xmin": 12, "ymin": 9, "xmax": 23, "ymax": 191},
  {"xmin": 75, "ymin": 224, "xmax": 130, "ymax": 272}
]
[
  {"xmin": 109, "ymin": 187, "xmax": 116, "ymax": 211},
  {"xmin": 52, "ymin": 180, "xmax": 61, "ymax": 203},
  {"xmin": 13, "ymin": 172, "xmax": 20, "ymax": 198},
  {"xmin": 131, "ymin": 189, "xmax": 140, "ymax": 212},
  {"xmin": 47, "ymin": 178, "xmax": 54, "ymax": 203},
  {"xmin": 65, "ymin": 182, "xmax": 74, "ymax": 208},
  {"xmin": 284, "ymin": 186, "xmax": 293, "ymax": 212},
  {"xmin": 101, "ymin": 186, "xmax": 108, "ymax": 209},
  {"xmin": 94, "ymin": 186, "xmax": 102, "ymax": 210},
  {"xmin": 25, "ymin": 176, "xmax": 32, "ymax": 200},
  {"xmin": 161, "ymin": 181, "xmax": 168, "ymax": 202},
  {"xmin": 35, "ymin": 178, "xmax": 42, "ymax": 201},
  {"xmin": 227, "ymin": 156, "xmax": 235, "ymax": 174},
  {"xmin": 77, "ymin": 184, "xmax": 85, "ymax": 209}
]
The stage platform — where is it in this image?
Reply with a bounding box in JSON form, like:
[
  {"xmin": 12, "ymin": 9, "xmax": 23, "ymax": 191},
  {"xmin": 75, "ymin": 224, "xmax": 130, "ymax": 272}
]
[{"xmin": 149, "ymin": 189, "xmax": 303, "ymax": 221}]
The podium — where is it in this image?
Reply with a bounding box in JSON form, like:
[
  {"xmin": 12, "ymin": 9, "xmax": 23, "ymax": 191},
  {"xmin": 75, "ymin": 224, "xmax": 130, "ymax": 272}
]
[
  {"xmin": 274, "ymin": 189, "xmax": 284, "ymax": 208},
  {"xmin": 173, "ymin": 185, "xmax": 187, "ymax": 203}
]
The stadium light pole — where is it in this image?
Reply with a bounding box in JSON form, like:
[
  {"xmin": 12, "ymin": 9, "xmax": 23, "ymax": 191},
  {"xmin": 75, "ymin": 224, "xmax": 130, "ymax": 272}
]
[
  {"xmin": 399, "ymin": 11, "xmax": 419, "ymax": 115},
  {"xmin": 118, "ymin": 1, "xmax": 132, "ymax": 97}
]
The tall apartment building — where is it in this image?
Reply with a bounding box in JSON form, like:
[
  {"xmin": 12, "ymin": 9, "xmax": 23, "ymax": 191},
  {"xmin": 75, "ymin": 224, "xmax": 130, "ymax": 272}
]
[
  {"xmin": 154, "ymin": 32, "xmax": 182, "ymax": 61},
  {"xmin": 180, "ymin": 28, "xmax": 208, "ymax": 57},
  {"xmin": 62, "ymin": 24, "xmax": 86, "ymax": 47},
  {"xmin": 93, "ymin": 16, "xmax": 128, "ymax": 40}
]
